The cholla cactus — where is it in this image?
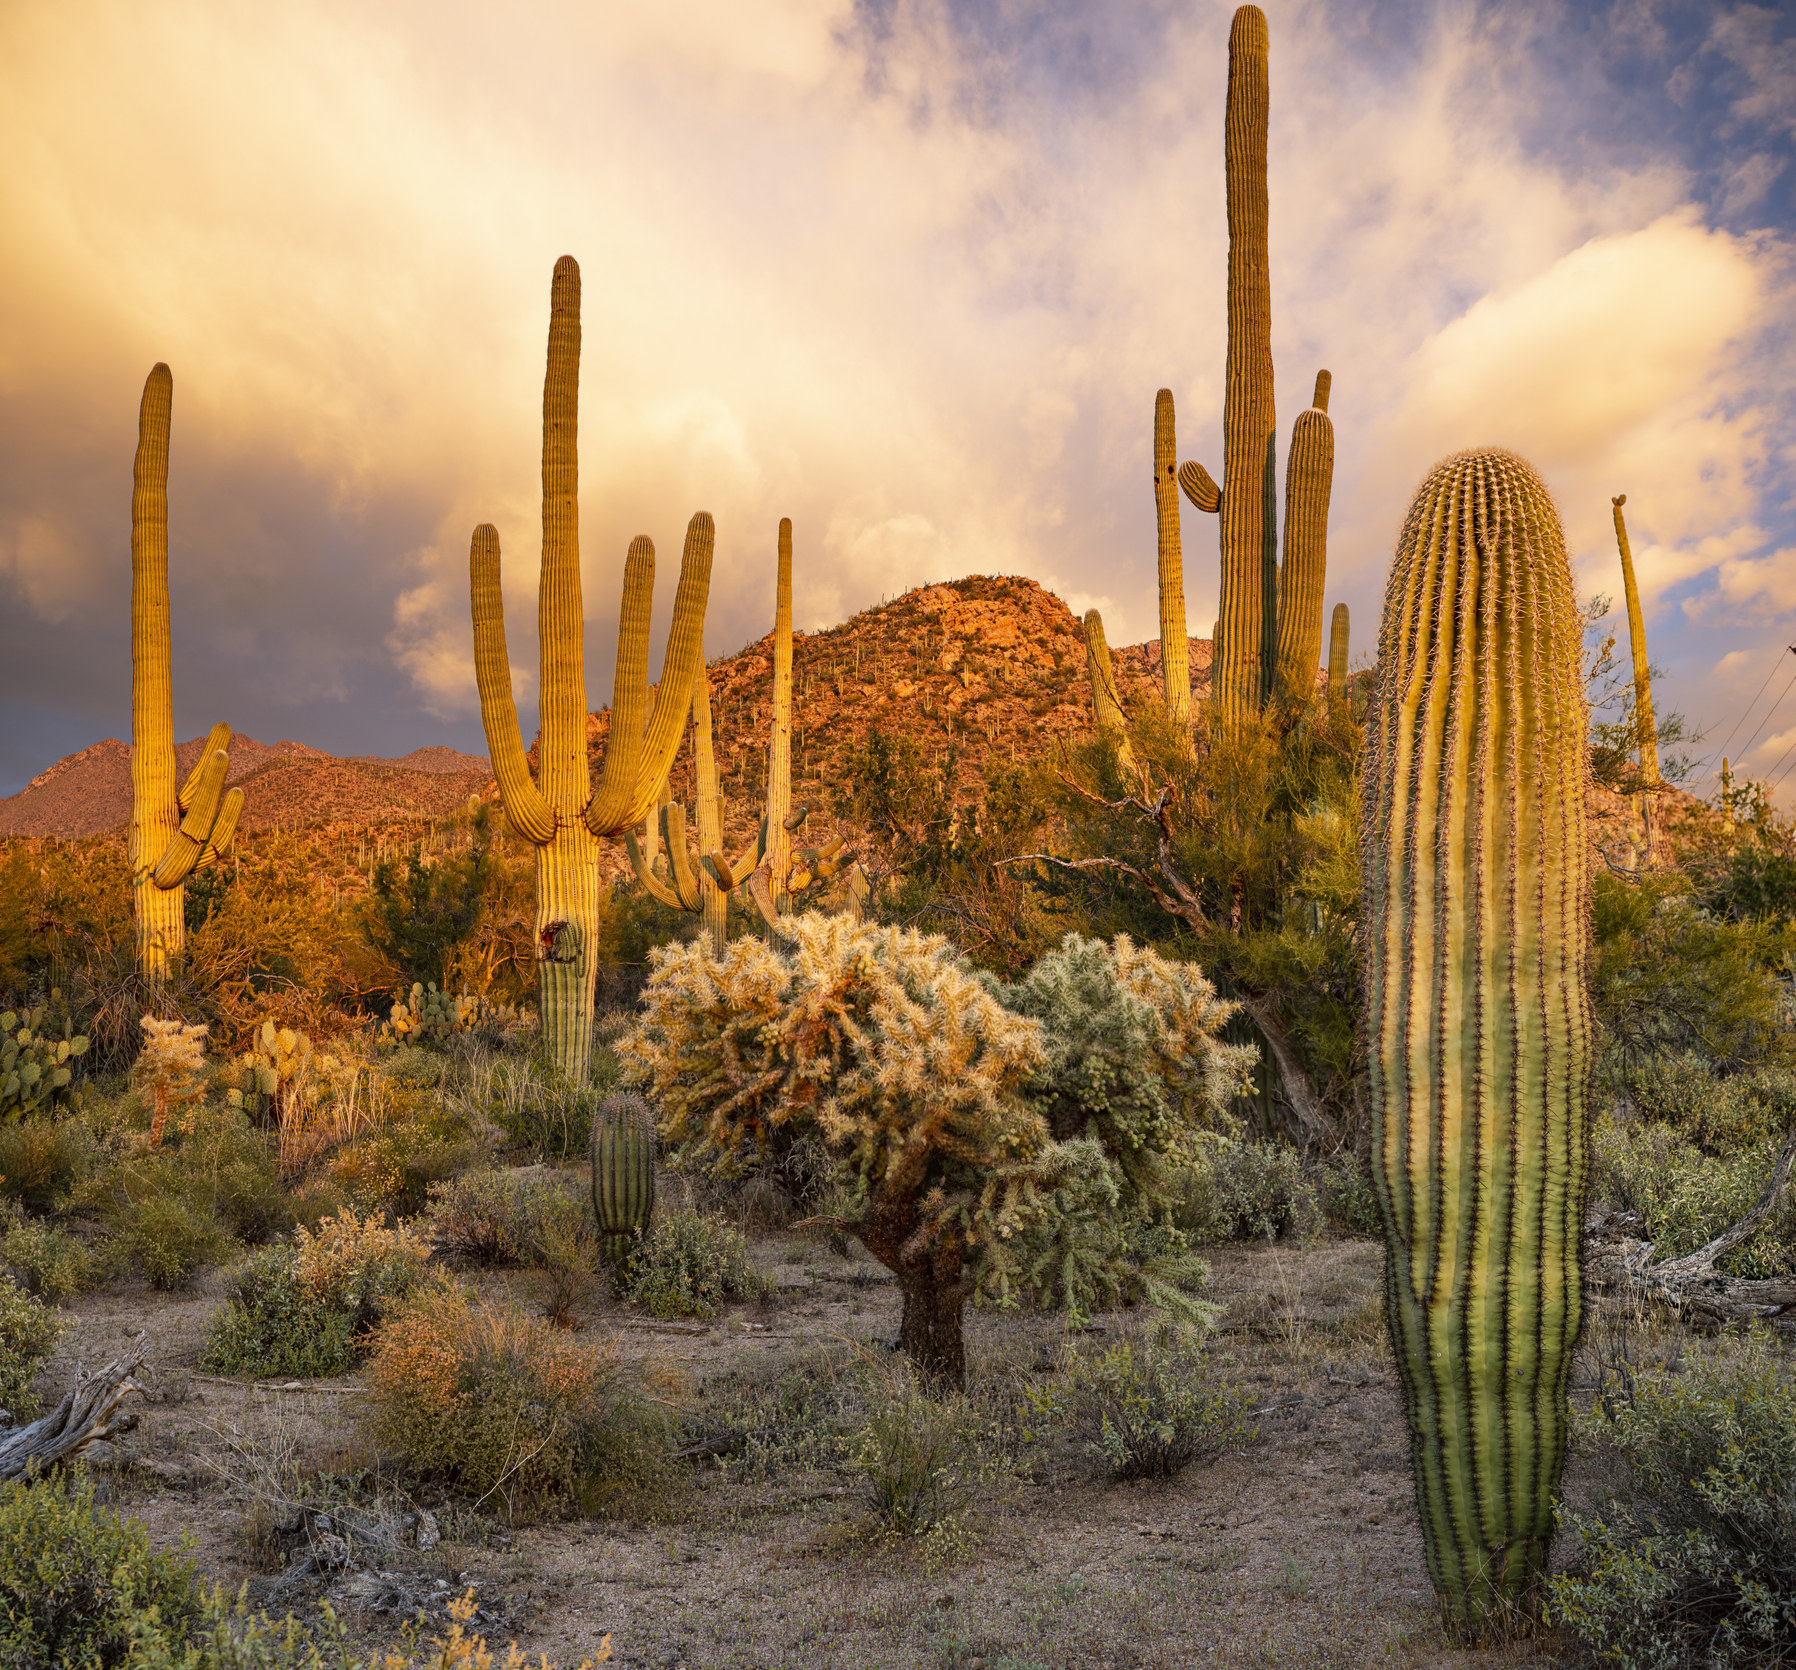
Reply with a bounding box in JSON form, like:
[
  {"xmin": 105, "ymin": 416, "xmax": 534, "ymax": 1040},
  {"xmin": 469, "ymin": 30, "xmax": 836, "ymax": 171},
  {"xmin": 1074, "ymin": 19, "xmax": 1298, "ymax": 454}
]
[
  {"xmin": 132, "ymin": 1015, "xmax": 208, "ymax": 1148},
  {"xmin": 0, "ymin": 1007, "xmax": 90, "ymax": 1118},
  {"xmin": 622, "ymin": 915, "xmax": 1047, "ymax": 1386},
  {"xmin": 129, "ymin": 365, "xmax": 244, "ymax": 977}
]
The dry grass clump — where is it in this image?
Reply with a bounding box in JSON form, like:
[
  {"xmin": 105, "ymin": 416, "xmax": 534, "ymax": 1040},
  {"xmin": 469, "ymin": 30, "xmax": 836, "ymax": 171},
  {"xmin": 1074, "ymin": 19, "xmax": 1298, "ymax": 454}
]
[{"xmin": 366, "ymin": 1286, "xmax": 676, "ymax": 1519}]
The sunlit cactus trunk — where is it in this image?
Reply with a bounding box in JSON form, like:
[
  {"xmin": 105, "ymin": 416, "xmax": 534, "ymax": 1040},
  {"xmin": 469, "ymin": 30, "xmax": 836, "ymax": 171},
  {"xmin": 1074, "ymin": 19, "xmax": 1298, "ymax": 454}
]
[
  {"xmin": 1152, "ymin": 390, "xmax": 1191, "ymax": 728},
  {"xmin": 1610, "ymin": 495, "xmax": 1659, "ymax": 786},
  {"xmin": 1362, "ymin": 449, "xmax": 1592, "ymax": 1631},
  {"xmin": 1327, "ymin": 602, "xmax": 1350, "ymax": 706},
  {"xmin": 469, "ymin": 256, "xmax": 713, "ymax": 1080},
  {"xmin": 1272, "ymin": 371, "xmax": 1334, "ymax": 699},
  {"xmin": 1083, "ymin": 608, "xmax": 1135, "ymax": 770},
  {"xmin": 766, "ymin": 519, "xmax": 795, "ymax": 910},
  {"xmin": 129, "ymin": 364, "xmax": 242, "ymax": 978}
]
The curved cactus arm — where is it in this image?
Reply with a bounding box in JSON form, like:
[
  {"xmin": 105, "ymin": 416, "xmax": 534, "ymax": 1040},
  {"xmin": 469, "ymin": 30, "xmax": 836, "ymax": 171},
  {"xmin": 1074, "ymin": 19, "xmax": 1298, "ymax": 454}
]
[
  {"xmin": 1178, "ymin": 460, "xmax": 1221, "ymax": 514},
  {"xmin": 191, "ymin": 787, "xmax": 244, "ymax": 872},
  {"xmin": 469, "ymin": 523, "xmax": 557, "ymax": 845},
  {"xmin": 630, "ymin": 513, "xmax": 716, "ymax": 817},
  {"xmin": 692, "ymin": 644, "xmax": 728, "ymax": 955},
  {"xmin": 177, "ymin": 722, "xmax": 232, "ymax": 814},
  {"xmin": 1272, "ymin": 370, "xmax": 1336, "ymax": 699},
  {"xmin": 152, "ymin": 747, "xmax": 228, "ymax": 888},
  {"xmin": 660, "ymin": 802, "xmax": 705, "ymax": 912},
  {"xmin": 1611, "ymin": 494, "xmax": 1660, "ymax": 786},
  {"xmin": 745, "ymin": 858, "xmax": 783, "ymax": 933},
  {"xmin": 1153, "ymin": 391, "xmax": 1191, "ymax": 728},
  {"xmin": 625, "ymin": 830, "xmax": 684, "ymax": 909}
]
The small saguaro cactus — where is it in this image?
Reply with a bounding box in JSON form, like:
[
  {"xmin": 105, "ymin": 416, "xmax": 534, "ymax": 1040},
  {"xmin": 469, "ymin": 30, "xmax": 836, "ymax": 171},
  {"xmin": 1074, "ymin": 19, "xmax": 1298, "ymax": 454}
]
[
  {"xmin": 469, "ymin": 256, "xmax": 714, "ymax": 1080},
  {"xmin": 1611, "ymin": 494, "xmax": 1660, "ymax": 786},
  {"xmin": 1083, "ymin": 608, "xmax": 1135, "ymax": 769},
  {"xmin": 1362, "ymin": 449, "xmax": 1591, "ymax": 1629},
  {"xmin": 1153, "ymin": 390, "xmax": 1192, "ymax": 728},
  {"xmin": 129, "ymin": 365, "xmax": 245, "ymax": 978},
  {"xmin": 1271, "ymin": 372, "xmax": 1336, "ymax": 699},
  {"xmin": 590, "ymin": 1090, "xmax": 657, "ymax": 1241},
  {"xmin": 1327, "ymin": 602, "xmax": 1350, "ymax": 707}
]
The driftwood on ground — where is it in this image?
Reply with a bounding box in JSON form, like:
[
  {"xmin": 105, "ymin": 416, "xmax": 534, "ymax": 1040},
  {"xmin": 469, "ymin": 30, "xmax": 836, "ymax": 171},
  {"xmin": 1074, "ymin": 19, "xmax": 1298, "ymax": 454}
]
[
  {"xmin": 1584, "ymin": 1124, "xmax": 1796, "ymax": 1329},
  {"xmin": 0, "ymin": 1333, "xmax": 148, "ymax": 1482}
]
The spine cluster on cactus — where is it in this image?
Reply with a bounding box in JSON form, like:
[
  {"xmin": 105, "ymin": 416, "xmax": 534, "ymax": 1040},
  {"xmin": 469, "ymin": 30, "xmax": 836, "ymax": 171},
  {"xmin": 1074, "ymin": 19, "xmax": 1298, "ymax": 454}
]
[
  {"xmin": 1611, "ymin": 494, "xmax": 1660, "ymax": 786},
  {"xmin": 590, "ymin": 1090, "xmax": 657, "ymax": 1240},
  {"xmin": 1361, "ymin": 448, "xmax": 1591, "ymax": 1628},
  {"xmin": 129, "ymin": 365, "xmax": 244, "ymax": 978},
  {"xmin": 1153, "ymin": 390, "xmax": 1191, "ymax": 727},
  {"xmin": 469, "ymin": 256, "xmax": 714, "ymax": 1078}
]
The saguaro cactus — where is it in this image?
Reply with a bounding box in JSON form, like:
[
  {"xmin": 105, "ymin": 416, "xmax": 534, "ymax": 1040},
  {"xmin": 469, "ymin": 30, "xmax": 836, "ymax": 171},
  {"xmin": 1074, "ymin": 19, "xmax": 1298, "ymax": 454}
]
[
  {"xmin": 1611, "ymin": 495, "xmax": 1659, "ymax": 785},
  {"xmin": 590, "ymin": 1090, "xmax": 656, "ymax": 1240},
  {"xmin": 1272, "ymin": 372, "xmax": 1335, "ymax": 698},
  {"xmin": 129, "ymin": 364, "xmax": 244, "ymax": 978},
  {"xmin": 1153, "ymin": 391, "xmax": 1191, "ymax": 727},
  {"xmin": 1327, "ymin": 602, "xmax": 1350, "ymax": 705},
  {"xmin": 1362, "ymin": 449, "xmax": 1591, "ymax": 1629},
  {"xmin": 470, "ymin": 256, "xmax": 713, "ymax": 1079},
  {"xmin": 1083, "ymin": 608, "xmax": 1135, "ymax": 769}
]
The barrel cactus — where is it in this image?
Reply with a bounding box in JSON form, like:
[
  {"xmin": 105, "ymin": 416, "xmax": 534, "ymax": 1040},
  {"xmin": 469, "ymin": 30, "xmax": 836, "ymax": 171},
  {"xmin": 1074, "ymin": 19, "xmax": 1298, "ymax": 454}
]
[
  {"xmin": 1361, "ymin": 449, "xmax": 1591, "ymax": 1629},
  {"xmin": 590, "ymin": 1091, "xmax": 657, "ymax": 1240}
]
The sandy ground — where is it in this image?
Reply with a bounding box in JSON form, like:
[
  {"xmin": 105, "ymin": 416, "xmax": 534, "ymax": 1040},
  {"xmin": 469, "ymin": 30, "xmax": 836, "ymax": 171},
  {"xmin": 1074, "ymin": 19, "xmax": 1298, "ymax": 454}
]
[{"xmin": 41, "ymin": 1233, "xmax": 1587, "ymax": 1670}]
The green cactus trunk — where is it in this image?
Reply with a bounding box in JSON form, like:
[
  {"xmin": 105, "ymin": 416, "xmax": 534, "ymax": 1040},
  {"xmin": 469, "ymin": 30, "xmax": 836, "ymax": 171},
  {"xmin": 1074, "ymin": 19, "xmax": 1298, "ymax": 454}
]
[
  {"xmin": 1362, "ymin": 449, "xmax": 1592, "ymax": 1631},
  {"xmin": 1083, "ymin": 608, "xmax": 1134, "ymax": 770},
  {"xmin": 470, "ymin": 258, "xmax": 712, "ymax": 1079},
  {"xmin": 1272, "ymin": 372, "xmax": 1334, "ymax": 701},
  {"xmin": 1610, "ymin": 495, "xmax": 1659, "ymax": 786},
  {"xmin": 1153, "ymin": 390, "xmax": 1191, "ymax": 728},
  {"xmin": 1214, "ymin": 5, "xmax": 1275, "ymax": 719},
  {"xmin": 590, "ymin": 1091, "xmax": 657, "ymax": 1240},
  {"xmin": 1327, "ymin": 602, "xmax": 1350, "ymax": 705}
]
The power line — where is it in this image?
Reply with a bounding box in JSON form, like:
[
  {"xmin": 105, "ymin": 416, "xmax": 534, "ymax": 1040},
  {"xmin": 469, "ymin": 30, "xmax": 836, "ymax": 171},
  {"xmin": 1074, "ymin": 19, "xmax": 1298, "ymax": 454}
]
[
  {"xmin": 1708, "ymin": 645, "xmax": 1796, "ymax": 771},
  {"xmin": 1717, "ymin": 655, "xmax": 1796, "ymax": 783}
]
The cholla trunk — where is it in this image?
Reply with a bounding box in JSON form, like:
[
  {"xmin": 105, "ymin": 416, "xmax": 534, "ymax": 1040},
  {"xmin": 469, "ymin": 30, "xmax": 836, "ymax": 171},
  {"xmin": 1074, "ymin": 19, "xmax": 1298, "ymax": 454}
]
[
  {"xmin": 1362, "ymin": 448, "xmax": 1591, "ymax": 1631},
  {"xmin": 859, "ymin": 1197, "xmax": 969, "ymax": 1390}
]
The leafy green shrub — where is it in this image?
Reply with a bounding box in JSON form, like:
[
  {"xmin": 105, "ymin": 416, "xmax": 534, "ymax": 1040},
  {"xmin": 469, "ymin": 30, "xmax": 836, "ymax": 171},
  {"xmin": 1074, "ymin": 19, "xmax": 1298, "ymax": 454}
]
[
  {"xmin": 366, "ymin": 1285, "xmax": 674, "ymax": 1517},
  {"xmin": 0, "ymin": 1115, "xmax": 95, "ymax": 1213},
  {"xmin": 1591, "ymin": 1114, "xmax": 1796, "ymax": 1279},
  {"xmin": 0, "ymin": 1274, "xmax": 59, "ymax": 1420},
  {"xmin": 1610, "ymin": 1053, "xmax": 1796, "ymax": 1156},
  {"xmin": 1315, "ymin": 1153, "xmax": 1382, "ymax": 1237},
  {"xmin": 0, "ymin": 1199, "xmax": 99, "ymax": 1301},
  {"xmin": 124, "ymin": 1193, "xmax": 234, "ymax": 1291},
  {"xmin": 1171, "ymin": 1138, "xmax": 1322, "ymax": 1244},
  {"xmin": 425, "ymin": 1168, "xmax": 591, "ymax": 1269},
  {"xmin": 616, "ymin": 1208, "xmax": 770, "ymax": 1320},
  {"xmin": 852, "ymin": 1360, "xmax": 992, "ymax": 1547},
  {"xmin": 1047, "ymin": 1333, "xmax": 1254, "ymax": 1480},
  {"xmin": 200, "ymin": 1210, "xmax": 433, "ymax": 1378},
  {"xmin": 0, "ymin": 1473, "xmax": 200, "ymax": 1667},
  {"xmin": 1550, "ymin": 1335, "xmax": 1796, "ymax": 1668}
]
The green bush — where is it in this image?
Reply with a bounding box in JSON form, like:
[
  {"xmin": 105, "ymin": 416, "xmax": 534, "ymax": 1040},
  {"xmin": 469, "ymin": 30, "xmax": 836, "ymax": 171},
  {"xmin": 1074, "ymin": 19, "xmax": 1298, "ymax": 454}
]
[
  {"xmin": 1315, "ymin": 1153, "xmax": 1382, "ymax": 1237},
  {"xmin": 0, "ymin": 1473, "xmax": 200, "ymax": 1668},
  {"xmin": 852, "ymin": 1360, "xmax": 992, "ymax": 1547},
  {"xmin": 1591, "ymin": 1113, "xmax": 1796, "ymax": 1280},
  {"xmin": 616, "ymin": 1208, "xmax": 770, "ymax": 1320},
  {"xmin": 1610, "ymin": 1053, "xmax": 1796, "ymax": 1156},
  {"xmin": 1550, "ymin": 1335, "xmax": 1796, "ymax": 1668},
  {"xmin": 123, "ymin": 1193, "xmax": 234, "ymax": 1291},
  {"xmin": 366, "ymin": 1285, "xmax": 674, "ymax": 1518},
  {"xmin": 0, "ymin": 1115, "xmax": 96, "ymax": 1213},
  {"xmin": 0, "ymin": 1199, "xmax": 99, "ymax": 1301},
  {"xmin": 424, "ymin": 1168, "xmax": 592, "ymax": 1270},
  {"xmin": 1171, "ymin": 1138, "xmax": 1322, "ymax": 1245},
  {"xmin": 1048, "ymin": 1333, "xmax": 1254, "ymax": 1481},
  {"xmin": 0, "ymin": 1274, "xmax": 59, "ymax": 1420}
]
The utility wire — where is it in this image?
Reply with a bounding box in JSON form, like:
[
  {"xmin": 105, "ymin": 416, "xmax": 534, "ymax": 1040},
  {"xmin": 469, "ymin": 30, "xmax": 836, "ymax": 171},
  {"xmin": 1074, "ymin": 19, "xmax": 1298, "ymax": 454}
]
[
  {"xmin": 1707, "ymin": 645, "xmax": 1796, "ymax": 772},
  {"xmin": 1708, "ymin": 655, "xmax": 1796, "ymax": 783}
]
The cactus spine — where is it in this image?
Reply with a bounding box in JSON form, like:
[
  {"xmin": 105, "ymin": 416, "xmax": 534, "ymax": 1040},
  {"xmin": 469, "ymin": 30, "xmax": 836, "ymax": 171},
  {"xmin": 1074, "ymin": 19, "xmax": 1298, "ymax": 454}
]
[
  {"xmin": 469, "ymin": 256, "xmax": 713, "ymax": 1079},
  {"xmin": 1083, "ymin": 608, "xmax": 1135, "ymax": 769},
  {"xmin": 1362, "ymin": 449, "xmax": 1591, "ymax": 1628},
  {"xmin": 1327, "ymin": 602, "xmax": 1350, "ymax": 705},
  {"xmin": 129, "ymin": 364, "xmax": 243, "ymax": 977},
  {"xmin": 1610, "ymin": 495, "xmax": 1659, "ymax": 786},
  {"xmin": 590, "ymin": 1090, "xmax": 656, "ymax": 1240},
  {"xmin": 1153, "ymin": 391, "xmax": 1191, "ymax": 727},
  {"xmin": 1272, "ymin": 372, "xmax": 1335, "ymax": 698}
]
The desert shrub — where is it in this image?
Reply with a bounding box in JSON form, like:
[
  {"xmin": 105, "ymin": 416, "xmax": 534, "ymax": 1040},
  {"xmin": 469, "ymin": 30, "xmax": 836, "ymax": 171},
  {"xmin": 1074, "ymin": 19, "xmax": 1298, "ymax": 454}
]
[
  {"xmin": 852, "ymin": 1359, "xmax": 993, "ymax": 1550},
  {"xmin": 200, "ymin": 1209, "xmax": 433, "ymax": 1377},
  {"xmin": 1551, "ymin": 1334, "xmax": 1796, "ymax": 1668},
  {"xmin": 1315, "ymin": 1152, "xmax": 1382, "ymax": 1237},
  {"xmin": 1046, "ymin": 1332, "xmax": 1255, "ymax": 1481},
  {"xmin": 0, "ymin": 1274, "xmax": 60, "ymax": 1420},
  {"xmin": 693, "ymin": 1348, "xmax": 867, "ymax": 1479},
  {"xmin": 1609, "ymin": 1053, "xmax": 1796, "ymax": 1156},
  {"xmin": 1171, "ymin": 1137, "xmax": 1322, "ymax": 1245},
  {"xmin": 487, "ymin": 1068, "xmax": 621, "ymax": 1165},
  {"xmin": 366, "ymin": 1286, "xmax": 674, "ymax": 1517},
  {"xmin": 1590, "ymin": 1113, "xmax": 1796, "ymax": 1279},
  {"xmin": 0, "ymin": 1472, "xmax": 201, "ymax": 1667},
  {"xmin": 126, "ymin": 1194, "xmax": 234, "ymax": 1291},
  {"xmin": 426, "ymin": 1168, "xmax": 599, "ymax": 1326},
  {"xmin": 326, "ymin": 1127, "xmax": 473, "ymax": 1219},
  {"xmin": 0, "ymin": 1113, "xmax": 96, "ymax": 1212},
  {"xmin": 615, "ymin": 1208, "xmax": 769, "ymax": 1320},
  {"xmin": 0, "ymin": 1199, "xmax": 99, "ymax": 1300}
]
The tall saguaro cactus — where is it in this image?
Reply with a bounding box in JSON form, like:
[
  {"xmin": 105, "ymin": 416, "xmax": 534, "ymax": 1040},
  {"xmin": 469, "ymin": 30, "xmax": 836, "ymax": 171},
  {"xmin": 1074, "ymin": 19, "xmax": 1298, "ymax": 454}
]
[
  {"xmin": 129, "ymin": 364, "xmax": 244, "ymax": 978},
  {"xmin": 1362, "ymin": 449, "xmax": 1591, "ymax": 1628},
  {"xmin": 1327, "ymin": 602, "xmax": 1350, "ymax": 705},
  {"xmin": 1272, "ymin": 372, "xmax": 1335, "ymax": 697},
  {"xmin": 470, "ymin": 256, "xmax": 713, "ymax": 1079},
  {"xmin": 1611, "ymin": 495, "xmax": 1659, "ymax": 786},
  {"xmin": 1153, "ymin": 391, "xmax": 1191, "ymax": 726}
]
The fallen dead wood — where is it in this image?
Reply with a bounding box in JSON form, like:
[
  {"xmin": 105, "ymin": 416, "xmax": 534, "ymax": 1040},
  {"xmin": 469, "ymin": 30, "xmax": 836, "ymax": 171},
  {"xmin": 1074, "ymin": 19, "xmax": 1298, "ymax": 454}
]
[
  {"xmin": 0, "ymin": 1334, "xmax": 149, "ymax": 1482},
  {"xmin": 1584, "ymin": 1122, "xmax": 1796, "ymax": 1329}
]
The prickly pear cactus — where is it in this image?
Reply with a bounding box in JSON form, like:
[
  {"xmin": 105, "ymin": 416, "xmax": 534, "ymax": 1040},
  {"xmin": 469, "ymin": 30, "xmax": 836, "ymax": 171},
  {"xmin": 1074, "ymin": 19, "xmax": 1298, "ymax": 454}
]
[
  {"xmin": 591, "ymin": 1090, "xmax": 657, "ymax": 1240},
  {"xmin": 1362, "ymin": 448, "xmax": 1591, "ymax": 1630},
  {"xmin": 0, "ymin": 1007, "xmax": 90, "ymax": 1119}
]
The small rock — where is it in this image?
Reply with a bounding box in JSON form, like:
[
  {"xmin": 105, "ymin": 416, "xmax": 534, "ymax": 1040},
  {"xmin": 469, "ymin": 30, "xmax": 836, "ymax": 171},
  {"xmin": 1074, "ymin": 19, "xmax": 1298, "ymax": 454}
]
[
  {"xmin": 314, "ymin": 1533, "xmax": 351, "ymax": 1572},
  {"xmin": 415, "ymin": 1510, "xmax": 441, "ymax": 1553}
]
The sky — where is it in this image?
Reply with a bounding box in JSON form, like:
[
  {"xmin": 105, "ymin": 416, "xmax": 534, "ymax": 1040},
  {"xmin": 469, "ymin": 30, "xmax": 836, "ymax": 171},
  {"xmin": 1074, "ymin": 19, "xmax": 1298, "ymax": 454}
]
[{"xmin": 1, "ymin": 0, "xmax": 1793, "ymax": 801}]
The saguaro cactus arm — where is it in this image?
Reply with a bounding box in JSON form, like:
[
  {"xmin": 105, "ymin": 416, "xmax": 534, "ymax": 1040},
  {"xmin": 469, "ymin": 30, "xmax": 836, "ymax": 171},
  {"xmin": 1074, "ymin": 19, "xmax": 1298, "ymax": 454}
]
[
  {"xmin": 1327, "ymin": 602, "xmax": 1350, "ymax": 704},
  {"xmin": 1272, "ymin": 370, "xmax": 1336, "ymax": 699},
  {"xmin": 1153, "ymin": 391, "xmax": 1192, "ymax": 728},
  {"xmin": 151, "ymin": 747, "xmax": 229, "ymax": 888},
  {"xmin": 469, "ymin": 524, "xmax": 558, "ymax": 844},
  {"xmin": 1178, "ymin": 461, "xmax": 1221, "ymax": 514},
  {"xmin": 1611, "ymin": 495, "xmax": 1660, "ymax": 786}
]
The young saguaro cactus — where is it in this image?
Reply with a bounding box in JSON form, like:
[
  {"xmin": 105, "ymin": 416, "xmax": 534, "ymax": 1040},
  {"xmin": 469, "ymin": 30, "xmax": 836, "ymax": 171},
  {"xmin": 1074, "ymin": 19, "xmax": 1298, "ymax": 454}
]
[
  {"xmin": 1153, "ymin": 390, "xmax": 1192, "ymax": 727},
  {"xmin": 1362, "ymin": 449, "xmax": 1591, "ymax": 1629},
  {"xmin": 1272, "ymin": 372, "xmax": 1335, "ymax": 698},
  {"xmin": 470, "ymin": 256, "xmax": 714, "ymax": 1079},
  {"xmin": 1611, "ymin": 494, "xmax": 1659, "ymax": 786},
  {"xmin": 1327, "ymin": 602, "xmax": 1350, "ymax": 705},
  {"xmin": 129, "ymin": 364, "xmax": 244, "ymax": 978},
  {"xmin": 591, "ymin": 1090, "xmax": 657, "ymax": 1241},
  {"xmin": 1083, "ymin": 608, "xmax": 1135, "ymax": 770}
]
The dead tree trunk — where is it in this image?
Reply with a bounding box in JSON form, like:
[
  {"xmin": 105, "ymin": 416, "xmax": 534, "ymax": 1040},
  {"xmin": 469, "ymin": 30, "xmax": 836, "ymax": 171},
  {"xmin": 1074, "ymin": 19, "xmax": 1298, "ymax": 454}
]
[
  {"xmin": 1584, "ymin": 1124, "xmax": 1796, "ymax": 1329},
  {"xmin": 0, "ymin": 1334, "xmax": 149, "ymax": 1483}
]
